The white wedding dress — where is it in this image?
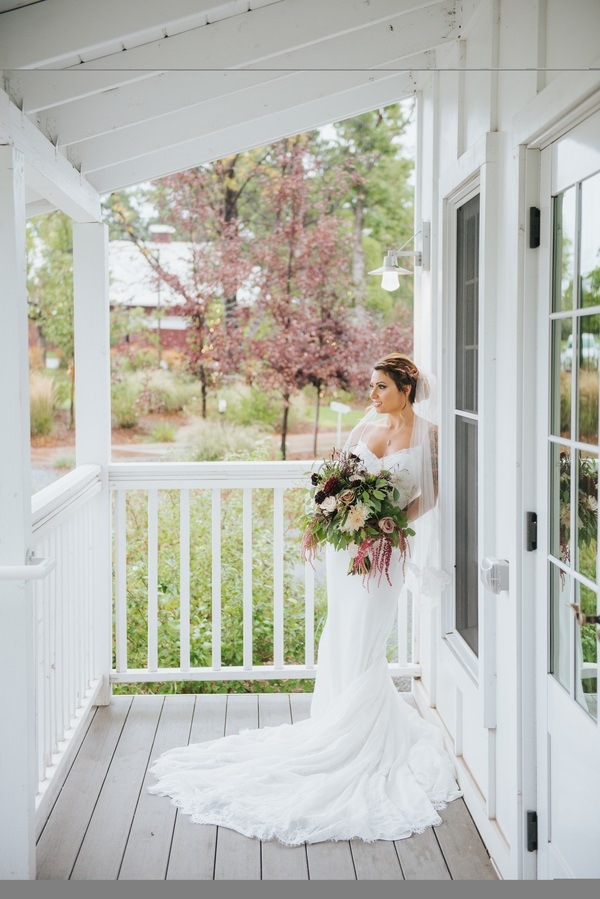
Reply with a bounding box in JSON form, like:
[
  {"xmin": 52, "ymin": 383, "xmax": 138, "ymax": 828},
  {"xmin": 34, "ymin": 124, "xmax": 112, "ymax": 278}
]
[{"xmin": 147, "ymin": 439, "xmax": 463, "ymax": 845}]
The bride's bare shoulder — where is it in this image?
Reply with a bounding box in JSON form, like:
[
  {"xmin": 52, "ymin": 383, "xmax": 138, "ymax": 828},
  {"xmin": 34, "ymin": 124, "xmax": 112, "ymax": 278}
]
[{"xmin": 361, "ymin": 421, "xmax": 385, "ymax": 438}]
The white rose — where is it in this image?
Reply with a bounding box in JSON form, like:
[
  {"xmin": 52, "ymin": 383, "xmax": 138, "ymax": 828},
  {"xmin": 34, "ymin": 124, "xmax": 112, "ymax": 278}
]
[{"xmin": 319, "ymin": 495, "xmax": 337, "ymax": 513}]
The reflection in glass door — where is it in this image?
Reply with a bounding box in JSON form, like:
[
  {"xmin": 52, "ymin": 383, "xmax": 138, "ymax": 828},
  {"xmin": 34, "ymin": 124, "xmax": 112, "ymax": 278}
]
[
  {"xmin": 549, "ymin": 172, "xmax": 600, "ymax": 720},
  {"xmin": 455, "ymin": 194, "xmax": 480, "ymax": 655}
]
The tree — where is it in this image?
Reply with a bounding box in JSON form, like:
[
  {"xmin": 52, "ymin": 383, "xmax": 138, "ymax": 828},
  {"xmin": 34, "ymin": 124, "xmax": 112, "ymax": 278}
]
[
  {"xmin": 110, "ymin": 196, "xmax": 245, "ymax": 418},
  {"xmin": 149, "ymin": 152, "xmax": 266, "ymax": 326},
  {"xmin": 27, "ymin": 211, "xmax": 76, "ymax": 428},
  {"xmin": 248, "ymin": 136, "xmax": 376, "ymax": 458},
  {"xmin": 324, "ymin": 102, "xmax": 415, "ymax": 319}
]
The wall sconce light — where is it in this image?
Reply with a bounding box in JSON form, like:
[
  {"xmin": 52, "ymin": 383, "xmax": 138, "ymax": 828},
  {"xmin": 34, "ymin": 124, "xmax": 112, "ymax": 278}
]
[{"xmin": 368, "ymin": 222, "xmax": 431, "ymax": 291}]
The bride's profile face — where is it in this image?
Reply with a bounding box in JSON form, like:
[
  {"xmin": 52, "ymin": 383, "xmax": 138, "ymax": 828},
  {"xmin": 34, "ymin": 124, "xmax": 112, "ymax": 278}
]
[{"xmin": 368, "ymin": 369, "xmax": 408, "ymax": 413}]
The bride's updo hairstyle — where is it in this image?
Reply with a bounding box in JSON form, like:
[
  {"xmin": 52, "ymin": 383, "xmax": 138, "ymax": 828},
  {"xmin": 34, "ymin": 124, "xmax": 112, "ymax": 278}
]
[{"xmin": 373, "ymin": 353, "xmax": 427, "ymax": 404}]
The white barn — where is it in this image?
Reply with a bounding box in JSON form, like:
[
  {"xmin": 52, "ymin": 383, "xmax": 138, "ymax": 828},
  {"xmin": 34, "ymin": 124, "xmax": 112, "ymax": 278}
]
[{"xmin": 1, "ymin": 0, "xmax": 599, "ymax": 881}]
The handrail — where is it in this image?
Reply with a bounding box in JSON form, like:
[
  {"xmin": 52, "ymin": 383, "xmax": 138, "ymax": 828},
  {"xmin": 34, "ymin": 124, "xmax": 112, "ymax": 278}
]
[
  {"xmin": 32, "ymin": 464, "xmax": 102, "ymax": 538},
  {"xmin": 0, "ymin": 554, "xmax": 56, "ymax": 581},
  {"xmin": 108, "ymin": 459, "xmax": 317, "ymax": 483}
]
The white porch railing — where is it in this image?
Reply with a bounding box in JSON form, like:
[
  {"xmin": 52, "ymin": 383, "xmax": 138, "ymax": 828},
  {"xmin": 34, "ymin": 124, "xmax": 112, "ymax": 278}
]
[
  {"xmin": 30, "ymin": 465, "xmax": 105, "ymax": 812},
  {"xmin": 108, "ymin": 461, "xmax": 421, "ymax": 684},
  {"xmin": 27, "ymin": 459, "xmax": 421, "ymax": 813}
]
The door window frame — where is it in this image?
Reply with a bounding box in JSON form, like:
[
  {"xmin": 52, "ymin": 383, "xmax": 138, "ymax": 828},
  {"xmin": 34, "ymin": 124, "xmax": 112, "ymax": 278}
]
[{"xmin": 442, "ymin": 176, "xmax": 482, "ymax": 682}]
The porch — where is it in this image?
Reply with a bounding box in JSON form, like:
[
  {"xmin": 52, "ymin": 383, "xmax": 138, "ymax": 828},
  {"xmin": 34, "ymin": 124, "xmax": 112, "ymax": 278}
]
[
  {"xmin": 36, "ymin": 693, "xmax": 497, "ymax": 881},
  {"xmin": 26, "ymin": 460, "xmax": 496, "ymax": 880}
]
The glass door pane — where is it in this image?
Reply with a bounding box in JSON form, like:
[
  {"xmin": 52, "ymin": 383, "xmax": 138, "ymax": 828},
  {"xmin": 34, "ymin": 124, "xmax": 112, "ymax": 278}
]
[
  {"xmin": 549, "ymin": 176, "xmax": 599, "ymax": 720},
  {"xmin": 455, "ymin": 194, "xmax": 480, "ymax": 655}
]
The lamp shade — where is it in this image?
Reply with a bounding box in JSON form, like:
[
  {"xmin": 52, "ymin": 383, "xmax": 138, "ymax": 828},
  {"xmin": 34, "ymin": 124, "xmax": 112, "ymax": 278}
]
[{"xmin": 368, "ymin": 251, "xmax": 411, "ymax": 291}]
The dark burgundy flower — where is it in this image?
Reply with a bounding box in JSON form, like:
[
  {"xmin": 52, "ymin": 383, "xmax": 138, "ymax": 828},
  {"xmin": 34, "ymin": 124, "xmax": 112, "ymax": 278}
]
[
  {"xmin": 311, "ymin": 472, "xmax": 320, "ymax": 485},
  {"xmin": 322, "ymin": 475, "xmax": 342, "ymax": 496},
  {"xmin": 314, "ymin": 490, "xmax": 326, "ymax": 504}
]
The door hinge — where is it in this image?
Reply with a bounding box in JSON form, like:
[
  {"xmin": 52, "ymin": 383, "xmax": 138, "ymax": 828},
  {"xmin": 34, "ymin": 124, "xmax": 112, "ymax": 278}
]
[
  {"xmin": 526, "ymin": 810, "xmax": 538, "ymax": 852},
  {"xmin": 526, "ymin": 511, "xmax": 537, "ymax": 551},
  {"xmin": 529, "ymin": 207, "xmax": 540, "ymax": 248}
]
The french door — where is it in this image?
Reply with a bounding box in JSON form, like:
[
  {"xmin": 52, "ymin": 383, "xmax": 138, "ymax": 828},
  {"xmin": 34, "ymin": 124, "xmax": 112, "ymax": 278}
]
[{"xmin": 536, "ymin": 108, "xmax": 600, "ymax": 879}]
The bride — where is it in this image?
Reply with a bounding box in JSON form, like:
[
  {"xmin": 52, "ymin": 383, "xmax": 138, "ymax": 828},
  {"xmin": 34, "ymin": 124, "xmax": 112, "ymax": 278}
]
[{"xmin": 147, "ymin": 352, "xmax": 463, "ymax": 845}]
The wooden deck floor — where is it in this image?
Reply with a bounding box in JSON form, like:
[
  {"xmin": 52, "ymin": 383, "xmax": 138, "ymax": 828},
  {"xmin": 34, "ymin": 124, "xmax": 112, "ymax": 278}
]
[{"xmin": 36, "ymin": 692, "xmax": 499, "ymax": 881}]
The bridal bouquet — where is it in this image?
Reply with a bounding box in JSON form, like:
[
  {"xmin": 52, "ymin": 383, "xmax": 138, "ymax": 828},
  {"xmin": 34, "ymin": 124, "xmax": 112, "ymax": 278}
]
[{"xmin": 300, "ymin": 448, "xmax": 416, "ymax": 587}]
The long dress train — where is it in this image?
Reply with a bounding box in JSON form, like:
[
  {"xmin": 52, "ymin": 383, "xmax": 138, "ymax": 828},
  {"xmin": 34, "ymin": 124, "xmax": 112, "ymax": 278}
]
[{"xmin": 146, "ymin": 441, "xmax": 463, "ymax": 845}]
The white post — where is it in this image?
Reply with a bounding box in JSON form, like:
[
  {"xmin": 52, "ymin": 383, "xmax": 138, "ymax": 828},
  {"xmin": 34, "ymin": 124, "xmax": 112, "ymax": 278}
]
[
  {"xmin": 0, "ymin": 145, "xmax": 36, "ymax": 879},
  {"xmin": 72, "ymin": 222, "xmax": 112, "ymax": 705}
]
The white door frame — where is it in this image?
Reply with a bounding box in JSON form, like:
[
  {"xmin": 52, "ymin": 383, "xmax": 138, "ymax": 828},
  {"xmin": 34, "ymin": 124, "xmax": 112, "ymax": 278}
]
[{"xmin": 513, "ymin": 91, "xmax": 600, "ymax": 880}]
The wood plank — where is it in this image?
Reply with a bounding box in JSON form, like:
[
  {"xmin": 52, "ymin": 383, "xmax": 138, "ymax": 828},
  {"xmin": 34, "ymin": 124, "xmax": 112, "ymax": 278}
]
[
  {"xmin": 257, "ymin": 692, "xmax": 290, "ymax": 728},
  {"xmin": 166, "ymin": 694, "xmax": 226, "ymax": 881},
  {"xmin": 434, "ymin": 799, "xmax": 498, "ymax": 880},
  {"xmin": 70, "ymin": 695, "xmax": 163, "ymax": 880},
  {"xmin": 350, "ymin": 839, "xmax": 404, "ymax": 880},
  {"xmin": 258, "ymin": 694, "xmax": 309, "ymax": 881},
  {"xmin": 118, "ymin": 695, "xmax": 195, "ymax": 880},
  {"xmin": 36, "ymin": 696, "xmax": 132, "ymax": 880},
  {"xmin": 213, "ymin": 693, "xmax": 260, "ymax": 880},
  {"xmin": 394, "ymin": 827, "xmax": 451, "ymax": 880},
  {"xmin": 290, "ymin": 692, "xmax": 313, "ymax": 723},
  {"xmin": 306, "ymin": 840, "xmax": 356, "ymax": 880}
]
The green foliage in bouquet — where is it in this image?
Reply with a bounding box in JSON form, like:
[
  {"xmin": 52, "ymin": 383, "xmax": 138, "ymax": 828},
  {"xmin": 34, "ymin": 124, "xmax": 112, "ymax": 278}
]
[{"xmin": 300, "ymin": 449, "xmax": 416, "ymax": 587}]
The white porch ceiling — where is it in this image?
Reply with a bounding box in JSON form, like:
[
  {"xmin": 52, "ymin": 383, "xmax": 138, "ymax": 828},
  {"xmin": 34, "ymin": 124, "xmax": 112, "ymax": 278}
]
[{"xmin": 0, "ymin": 0, "xmax": 466, "ymax": 202}]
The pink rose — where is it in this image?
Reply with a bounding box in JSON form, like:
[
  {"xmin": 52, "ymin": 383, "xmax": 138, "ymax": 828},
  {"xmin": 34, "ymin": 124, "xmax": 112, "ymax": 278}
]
[{"xmin": 378, "ymin": 517, "xmax": 395, "ymax": 534}]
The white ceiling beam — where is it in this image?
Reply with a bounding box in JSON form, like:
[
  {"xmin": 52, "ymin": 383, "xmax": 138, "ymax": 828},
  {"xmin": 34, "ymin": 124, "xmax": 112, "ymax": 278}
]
[
  {"xmin": 0, "ymin": 0, "xmax": 262, "ymax": 69},
  {"xmin": 3, "ymin": 70, "xmax": 162, "ymax": 115},
  {"xmin": 26, "ymin": 198, "xmax": 57, "ymax": 218},
  {"xmin": 3, "ymin": 0, "xmax": 451, "ymax": 112},
  {"xmin": 60, "ymin": 0, "xmax": 452, "ymax": 70},
  {"xmin": 41, "ymin": 71, "xmax": 288, "ymax": 146},
  {"xmin": 86, "ymin": 72, "xmax": 415, "ymax": 194},
  {"xmin": 0, "ymin": 88, "xmax": 100, "ymax": 221},
  {"xmin": 73, "ymin": 69, "xmax": 416, "ymax": 174},
  {"xmin": 33, "ymin": 4, "xmax": 453, "ymax": 149}
]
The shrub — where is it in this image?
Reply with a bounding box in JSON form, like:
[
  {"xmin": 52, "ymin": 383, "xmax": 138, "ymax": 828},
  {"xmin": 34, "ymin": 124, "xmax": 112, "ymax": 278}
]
[
  {"xmin": 123, "ymin": 343, "xmax": 159, "ymax": 371},
  {"xmin": 149, "ymin": 423, "xmax": 176, "ymax": 442},
  {"xmin": 174, "ymin": 418, "xmax": 272, "ymax": 462},
  {"xmin": 30, "ymin": 373, "xmax": 56, "ymax": 436},
  {"xmin": 29, "ymin": 345, "xmax": 45, "ymax": 371},
  {"xmin": 53, "ymin": 454, "xmax": 76, "ymax": 470},
  {"xmin": 161, "ymin": 349, "xmax": 186, "ymax": 370},
  {"xmin": 111, "ymin": 381, "xmax": 139, "ymax": 429},
  {"xmin": 219, "ymin": 383, "xmax": 281, "ymax": 431}
]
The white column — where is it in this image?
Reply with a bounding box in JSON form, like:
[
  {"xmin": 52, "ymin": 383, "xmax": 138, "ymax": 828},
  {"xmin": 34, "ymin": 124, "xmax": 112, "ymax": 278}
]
[
  {"xmin": 73, "ymin": 222, "xmax": 112, "ymax": 705},
  {"xmin": 0, "ymin": 145, "xmax": 36, "ymax": 879}
]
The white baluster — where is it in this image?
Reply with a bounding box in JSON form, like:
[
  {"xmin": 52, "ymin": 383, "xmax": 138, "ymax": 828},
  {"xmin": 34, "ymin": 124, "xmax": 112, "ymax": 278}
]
[
  {"xmin": 57, "ymin": 522, "xmax": 66, "ymax": 742},
  {"xmin": 212, "ymin": 488, "xmax": 222, "ymax": 671},
  {"xmin": 114, "ymin": 490, "xmax": 128, "ymax": 673},
  {"xmin": 147, "ymin": 488, "xmax": 159, "ymax": 672},
  {"xmin": 243, "ymin": 488, "xmax": 253, "ymax": 670},
  {"xmin": 411, "ymin": 588, "xmax": 420, "ymax": 666},
  {"xmin": 35, "ymin": 577, "xmax": 44, "ymax": 785},
  {"xmin": 49, "ymin": 530, "xmax": 57, "ymax": 755},
  {"xmin": 397, "ymin": 586, "xmax": 408, "ymax": 667},
  {"xmin": 305, "ymin": 561, "xmax": 315, "ymax": 669},
  {"xmin": 273, "ymin": 488, "xmax": 284, "ymax": 670},
  {"xmin": 180, "ymin": 489, "xmax": 190, "ymax": 672},
  {"xmin": 42, "ymin": 536, "xmax": 51, "ymax": 769}
]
